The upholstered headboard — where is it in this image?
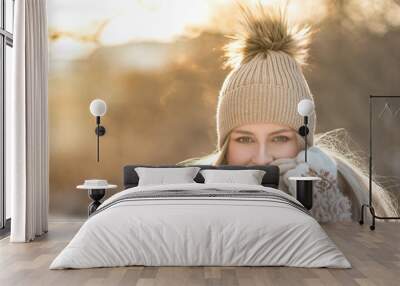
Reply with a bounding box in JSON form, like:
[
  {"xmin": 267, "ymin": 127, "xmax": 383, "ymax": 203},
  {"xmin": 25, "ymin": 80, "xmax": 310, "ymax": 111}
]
[{"xmin": 123, "ymin": 165, "xmax": 280, "ymax": 189}]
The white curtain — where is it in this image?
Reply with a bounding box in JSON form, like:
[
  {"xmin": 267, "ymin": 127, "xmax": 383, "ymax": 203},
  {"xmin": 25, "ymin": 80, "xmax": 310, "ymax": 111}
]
[{"xmin": 6, "ymin": 0, "xmax": 49, "ymax": 242}]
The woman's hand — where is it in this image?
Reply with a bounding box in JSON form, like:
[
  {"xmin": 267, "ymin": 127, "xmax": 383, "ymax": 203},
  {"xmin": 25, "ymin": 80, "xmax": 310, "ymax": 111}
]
[
  {"xmin": 270, "ymin": 157, "xmax": 297, "ymax": 175},
  {"xmin": 270, "ymin": 157, "xmax": 298, "ymax": 195}
]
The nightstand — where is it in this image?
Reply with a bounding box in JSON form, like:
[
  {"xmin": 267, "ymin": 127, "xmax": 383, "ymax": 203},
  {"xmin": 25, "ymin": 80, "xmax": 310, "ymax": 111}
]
[
  {"xmin": 77, "ymin": 180, "xmax": 117, "ymax": 216},
  {"xmin": 288, "ymin": 176, "xmax": 321, "ymax": 210}
]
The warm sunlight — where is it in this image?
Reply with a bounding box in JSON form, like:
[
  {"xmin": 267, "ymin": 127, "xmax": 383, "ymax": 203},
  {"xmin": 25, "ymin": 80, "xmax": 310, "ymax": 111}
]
[
  {"xmin": 3, "ymin": 1, "xmax": 400, "ymax": 283},
  {"xmin": 48, "ymin": 0, "xmax": 330, "ymax": 60}
]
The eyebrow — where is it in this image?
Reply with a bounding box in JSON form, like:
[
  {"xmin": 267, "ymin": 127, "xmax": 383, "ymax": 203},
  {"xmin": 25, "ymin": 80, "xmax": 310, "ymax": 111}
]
[
  {"xmin": 232, "ymin": 130, "xmax": 254, "ymax": 135},
  {"xmin": 232, "ymin": 128, "xmax": 293, "ymax": 136}
]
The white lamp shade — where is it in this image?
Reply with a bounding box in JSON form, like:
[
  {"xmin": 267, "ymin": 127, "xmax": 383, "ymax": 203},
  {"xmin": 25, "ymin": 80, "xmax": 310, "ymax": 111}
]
[
  {"xmin": 90, "ymin": 99, "xmax": 107, "ymax": 117},
  {"xmin": 297, "ymin": 99, "xmax": 314, "ymax": 116}
]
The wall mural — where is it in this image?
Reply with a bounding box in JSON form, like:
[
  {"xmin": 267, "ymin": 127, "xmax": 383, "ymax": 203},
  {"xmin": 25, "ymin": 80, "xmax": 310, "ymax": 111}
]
[{"xmin": 48, "ymin": 0, "xmax": 400, "ymax": 218}]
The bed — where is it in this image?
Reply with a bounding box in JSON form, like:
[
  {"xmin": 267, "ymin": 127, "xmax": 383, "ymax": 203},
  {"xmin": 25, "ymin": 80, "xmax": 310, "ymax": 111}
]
[{"xmin": 50, "ymin": 165, "xmax": 351, "ymax": 269}]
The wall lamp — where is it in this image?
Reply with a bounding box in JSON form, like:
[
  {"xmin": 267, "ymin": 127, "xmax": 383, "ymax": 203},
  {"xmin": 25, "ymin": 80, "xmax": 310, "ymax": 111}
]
[
  {"xmin": 89, "ymin": 99, "xmax": 107, "ymax": 162},
  {"xmin": 297, "ymin": 99, "xmax": 315, "ymax": 163}
]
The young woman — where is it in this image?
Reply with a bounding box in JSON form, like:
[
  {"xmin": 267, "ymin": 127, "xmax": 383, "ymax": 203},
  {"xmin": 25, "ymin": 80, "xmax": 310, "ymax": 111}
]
[{"xmin": 179, "ymin": 4, "xmax": 398, "ymax": 222}]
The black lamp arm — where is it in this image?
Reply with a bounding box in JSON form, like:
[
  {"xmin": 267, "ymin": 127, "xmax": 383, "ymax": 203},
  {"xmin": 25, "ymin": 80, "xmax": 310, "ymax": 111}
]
[
  {"xmin": 298, "ymin": 115, "xmax": 309, "ymax": 163},
  {"xmin": 94, "ymin": 116, "xmax": 106, "ymax": 162},
  {"xmin": 305, "ymin": 115, "xmax": 308, "ymax": 162}
]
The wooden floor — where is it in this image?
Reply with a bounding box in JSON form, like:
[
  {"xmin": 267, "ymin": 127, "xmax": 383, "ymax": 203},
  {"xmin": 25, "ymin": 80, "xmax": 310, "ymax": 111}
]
[{"xmin": 0, "ymin": 221, "xmax": 399, "ymax": 286}]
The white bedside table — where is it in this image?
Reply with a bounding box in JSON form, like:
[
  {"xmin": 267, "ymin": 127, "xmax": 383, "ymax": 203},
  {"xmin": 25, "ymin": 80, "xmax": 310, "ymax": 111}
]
[
  {"xmin": 288, "ymin": 176, "xmax": 321, "ymax": 210},
  {"xmin": 77, "ymin": 181, "xmax": 117, "ymax": 216}
]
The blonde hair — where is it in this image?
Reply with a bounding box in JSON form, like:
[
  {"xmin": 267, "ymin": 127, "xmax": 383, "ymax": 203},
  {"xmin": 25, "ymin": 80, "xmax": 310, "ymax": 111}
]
[{"xmin": 315, "ymin": 129, "xmax": 398, "ymax": 218}]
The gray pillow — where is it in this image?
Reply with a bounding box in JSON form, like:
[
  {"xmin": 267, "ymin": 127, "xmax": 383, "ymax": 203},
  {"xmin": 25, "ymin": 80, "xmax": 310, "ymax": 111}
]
[
  {"xmin": 135, "ymin": 167, "xmax": 201, "ymax": 186},
  {"xmin": 200, "ymin": 169, "xmax": 266, "ymax": 185}
]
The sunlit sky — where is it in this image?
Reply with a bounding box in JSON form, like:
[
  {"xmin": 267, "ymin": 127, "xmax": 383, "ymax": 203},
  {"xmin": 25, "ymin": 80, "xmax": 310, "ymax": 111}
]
[
  {"xmin": 48, "ymin": 0, "xmax": 330, "ymax": 60},
  {"xmin": 48, "ymin": 0, "xmax": 400, "ymax": 61}
]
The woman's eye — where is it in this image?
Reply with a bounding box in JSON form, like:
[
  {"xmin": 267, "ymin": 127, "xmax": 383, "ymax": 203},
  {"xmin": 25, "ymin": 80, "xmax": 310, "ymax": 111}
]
[
  {"xmin": 272, "ymin": 136, "xmax": 289, "ymax": 142},
  {"xmin": 235, "ymin": 137, "xmax": 254, "ymax": 144}
]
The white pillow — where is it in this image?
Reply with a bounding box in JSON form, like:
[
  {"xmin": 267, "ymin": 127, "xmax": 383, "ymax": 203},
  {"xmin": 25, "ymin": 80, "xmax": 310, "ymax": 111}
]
[
  {"xmin": 135, "ymin": 167, "xmax": 201, "ymax": 186},
  {"xmin": 200, "ymin": 169, "xmax": 266, "ymax": 185}
]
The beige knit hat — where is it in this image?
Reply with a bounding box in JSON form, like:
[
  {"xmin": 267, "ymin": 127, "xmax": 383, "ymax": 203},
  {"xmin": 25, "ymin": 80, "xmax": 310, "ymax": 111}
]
[{"xmin": 216, "ymin": 4, "xmax": 316, "ymax": 150}]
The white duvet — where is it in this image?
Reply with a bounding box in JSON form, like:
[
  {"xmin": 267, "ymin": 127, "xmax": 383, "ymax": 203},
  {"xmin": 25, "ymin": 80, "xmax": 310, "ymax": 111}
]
[{"xmin": 50, "ymin": 183, "xmax": 351, "ymax": 269}]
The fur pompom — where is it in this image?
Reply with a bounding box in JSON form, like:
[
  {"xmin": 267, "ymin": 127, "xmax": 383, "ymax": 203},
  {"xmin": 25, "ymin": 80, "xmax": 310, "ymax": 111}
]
[{"xmin": 224, "ymin": 2, "xmax": 314, "ymax": 69}]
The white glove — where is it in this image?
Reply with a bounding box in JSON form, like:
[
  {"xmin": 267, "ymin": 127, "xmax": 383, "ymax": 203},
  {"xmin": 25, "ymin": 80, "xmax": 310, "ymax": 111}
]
[{"xmin": 275, "ymin": 146, "xmax": 352, "ymax": 222}]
